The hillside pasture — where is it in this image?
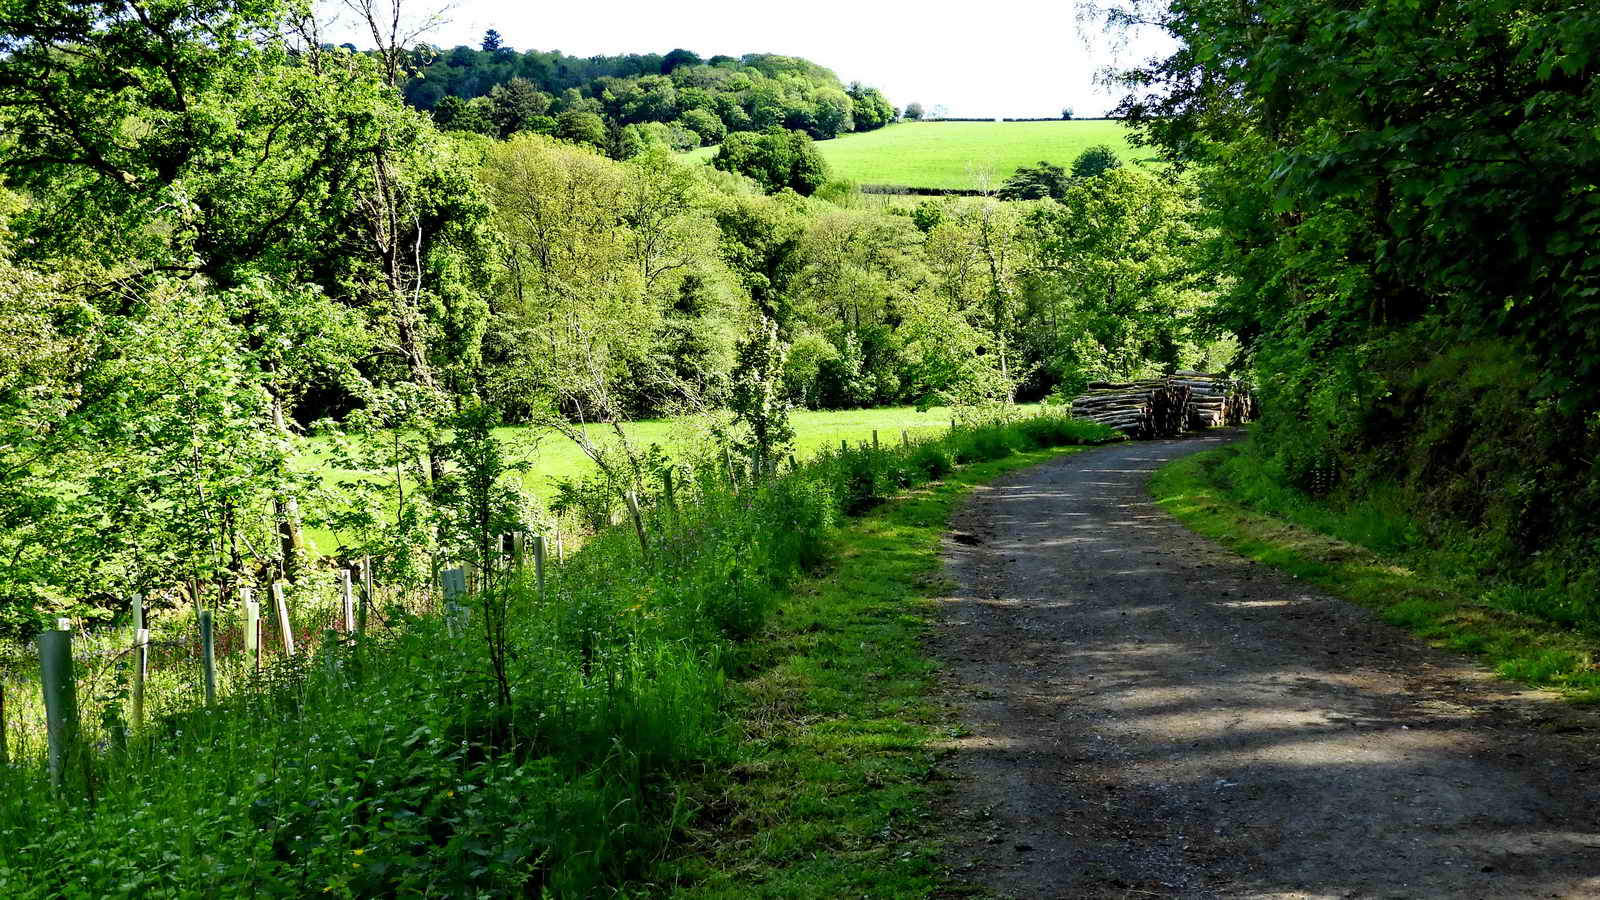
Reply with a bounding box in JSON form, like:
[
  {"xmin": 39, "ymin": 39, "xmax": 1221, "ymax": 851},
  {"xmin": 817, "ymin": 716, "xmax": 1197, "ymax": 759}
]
[{"xmin": 687, "ymin": 120, "xmax": 1151, "ymax": 191}]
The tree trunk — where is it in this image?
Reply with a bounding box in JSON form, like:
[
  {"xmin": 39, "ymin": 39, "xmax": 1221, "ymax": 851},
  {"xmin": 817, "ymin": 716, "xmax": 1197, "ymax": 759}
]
[{"xmin": 269, "ymin": 389, "xmax": 306, "ymax": 582}]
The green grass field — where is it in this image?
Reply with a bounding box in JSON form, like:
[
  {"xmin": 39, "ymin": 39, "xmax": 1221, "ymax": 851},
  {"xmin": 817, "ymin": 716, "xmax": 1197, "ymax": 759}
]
[
  {"xmin": 687, "ymin": 120, "xmax": 1151, "ymax": 191},
  {"xmin": 293, "ymin": 405, "xmax": 1011, "ymax": 555}
]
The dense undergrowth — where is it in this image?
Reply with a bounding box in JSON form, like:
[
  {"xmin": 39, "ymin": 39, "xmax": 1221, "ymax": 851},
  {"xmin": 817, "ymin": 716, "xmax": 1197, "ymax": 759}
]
[
  {"xmin": 0, "ymin": 413, "xmax": 1114, "ymax": 898},
  {"xmin": 1252, "ymin": 338, "xmax": 1600, "ymax": 629}
]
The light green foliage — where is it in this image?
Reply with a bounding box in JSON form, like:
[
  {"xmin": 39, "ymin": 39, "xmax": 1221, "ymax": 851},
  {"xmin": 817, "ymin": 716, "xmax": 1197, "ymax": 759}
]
[
  {"xmin": 679, "ymin": 106, "xmax": 727, "ymax": 145},
  {"xmin": 729, "ymin": 317, "xmax": 795, "ymax": 472},
  {"xmin": 1021, "ymin": 167, "xmax": 1217, "ymax": 393},
  {"xmin": 0, "ymin": 278, "xmax": 291, "ymax": 631},
  {"xmin": 481, "ymin": 136, "xmax": 735, "ymax": 422}
]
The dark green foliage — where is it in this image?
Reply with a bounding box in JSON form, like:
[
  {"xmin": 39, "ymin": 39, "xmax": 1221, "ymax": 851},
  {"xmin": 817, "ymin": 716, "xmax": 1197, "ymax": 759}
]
[
  {"xmin": 555, "ymin": 109, "xmax": 608, "ymax": 147},
  {"xmin": 909, "ymin": 442, "xmax": 955, "ymax": 479},
  {"xmin": 847, "ymin": 83, "xmax": 896, "ymax": 131},
  {"xmin": 998, "ymin": 160, "xmax": 1071, "ymax": 200},
  {"xmin": 661, "ymin": 48, "xmax": 702, "ymax": 74},
  {"xmin": 910, "ymin": 199, "xmax": 945, "ymax": 232},
  {"xmin": 400, "ymin": 46, "xmax": 894, "ymax": 145},
  {"xmin": 1068, "ymin": 144, "xmax": 1120, "ymax": 179},
  {"xmin": 1114, "ymin": 0, "xmax": 1600, "ymax": 604},
  {"xmin": 433, "ymin": 94, "xmax": 496, "ymax": 135},
  {"xmin": 904, "ymin": 102, "xmax": 926, "ymax": 121},
  {"xmin": 712, "ymin": 128, "xmax": 831, "ymax": 195},
  {"xmin": 487, "ymin": 77, "xmax": 552, "ymax": 136}
]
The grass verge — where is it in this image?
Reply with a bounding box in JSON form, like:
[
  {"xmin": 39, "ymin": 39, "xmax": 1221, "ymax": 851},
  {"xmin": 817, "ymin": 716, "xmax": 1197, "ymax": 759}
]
[
  {"xmin": 1151, "ymin": 445, "xmax": 1600, "ymax": 700},
  {"xmin": 661, "ymin": 445, "xmax": 1091, "ymax": 897}
]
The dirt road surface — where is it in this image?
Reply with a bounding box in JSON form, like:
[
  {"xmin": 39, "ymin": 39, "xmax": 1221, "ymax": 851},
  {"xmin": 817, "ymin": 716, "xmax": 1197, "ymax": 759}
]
[{"xmin": 933, "ymin": 431, "xmax": 1600, "ymax": 899}]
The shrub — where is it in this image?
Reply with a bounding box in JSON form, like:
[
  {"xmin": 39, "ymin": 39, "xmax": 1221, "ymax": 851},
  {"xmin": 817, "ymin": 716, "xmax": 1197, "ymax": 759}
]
[{"xmin": 1070, "ymin": 144, "xmax": 1123, "ymax": 179}]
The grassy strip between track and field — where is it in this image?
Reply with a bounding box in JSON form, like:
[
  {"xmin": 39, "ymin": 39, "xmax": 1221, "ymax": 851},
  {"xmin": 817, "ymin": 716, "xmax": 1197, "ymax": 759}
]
[
  {"xmin": 660, "ymin": 445, "xmax": 1090, "ymax": 897},
  {"xmin": 1151, "ymin": 446, "xmax": 1600, "ymax": 701}
]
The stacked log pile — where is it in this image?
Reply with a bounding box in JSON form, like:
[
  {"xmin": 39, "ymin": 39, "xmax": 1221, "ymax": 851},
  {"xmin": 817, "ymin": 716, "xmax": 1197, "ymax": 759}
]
[
  {"xmin": 1070, "ymin": 372, "xmax": 1257, "ymax": 439},
  {"xmin": 1070, "ymin": 379, "xmax": 1192, "ymax": 439},
  {"xmin": 1170, "ymin": 371, "xmax": 1230, "ymax": 429}
]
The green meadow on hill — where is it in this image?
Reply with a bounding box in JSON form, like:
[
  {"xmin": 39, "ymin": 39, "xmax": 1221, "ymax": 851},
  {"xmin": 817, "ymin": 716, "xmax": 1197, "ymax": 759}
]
[{"xmin": 687, "ymin": 119, "xmax": 1149, "ymax": 190}]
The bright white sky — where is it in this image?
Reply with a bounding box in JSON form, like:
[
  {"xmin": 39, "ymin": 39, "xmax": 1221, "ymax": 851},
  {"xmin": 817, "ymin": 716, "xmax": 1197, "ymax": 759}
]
[{"xmin": 322, "ymin": 1, "xmax": 1177, "ymax": 118}]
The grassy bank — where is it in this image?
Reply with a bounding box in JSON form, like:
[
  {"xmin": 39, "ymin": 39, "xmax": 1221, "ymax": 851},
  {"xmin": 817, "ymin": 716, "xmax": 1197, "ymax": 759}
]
[
  {"xmin": 687, "ymin": 120, "xmax": 1149, "ymax": 191},
  {"xmin": 0, "ymin": 413, "xmax": 1114, "ymax": 897},
  {"xmin": 1152, "ymin": 443, "xmax": 1600, "ymax": 699},
  {"xmin": 663, "ymin": 442, "xmax": 1093, "ymax": 896}
]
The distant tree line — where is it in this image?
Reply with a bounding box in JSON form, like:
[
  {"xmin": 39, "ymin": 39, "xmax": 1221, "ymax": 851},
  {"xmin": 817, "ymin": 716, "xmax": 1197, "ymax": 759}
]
[{"xmin": 405, "ymin": 38, "xmax": 898, "ymax": 157}]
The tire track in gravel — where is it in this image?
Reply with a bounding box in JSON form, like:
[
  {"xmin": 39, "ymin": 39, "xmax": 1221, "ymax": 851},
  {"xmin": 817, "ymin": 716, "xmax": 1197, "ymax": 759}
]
[{"xmin": 931, "ymin": 430, "xmax": 1600, "ymax": 899}]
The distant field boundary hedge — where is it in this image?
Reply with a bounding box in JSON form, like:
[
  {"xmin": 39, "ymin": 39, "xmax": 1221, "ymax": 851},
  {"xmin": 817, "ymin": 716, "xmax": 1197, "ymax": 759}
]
[
  {"xmin": 859, "ymin": 184, "xmax": 983, "ymax": 197},
  {"xmin": 922, "ymin": 117, "xmax": 1122, "ymax": 123}
]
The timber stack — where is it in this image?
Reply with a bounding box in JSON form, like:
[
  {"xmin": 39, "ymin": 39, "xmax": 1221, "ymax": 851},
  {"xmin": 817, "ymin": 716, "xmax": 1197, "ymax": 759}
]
[{"xmin": 1069, "ymin": 372, "xmax": 1257, "ymax": 438}]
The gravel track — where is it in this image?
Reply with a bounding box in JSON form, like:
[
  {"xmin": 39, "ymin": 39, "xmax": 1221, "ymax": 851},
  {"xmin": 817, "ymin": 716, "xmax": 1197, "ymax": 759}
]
[{"xmin": 932, "ymin": 431, "xmax": 1600, "ymax": 899}]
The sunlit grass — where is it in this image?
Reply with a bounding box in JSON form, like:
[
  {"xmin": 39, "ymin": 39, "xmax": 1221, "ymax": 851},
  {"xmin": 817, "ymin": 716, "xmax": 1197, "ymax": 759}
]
[
  {"xmin": 291, "ymin": 405, "xmax": 1032, "ymax": 556},
  {"xmin": 686, "ymin": 120, "xmax": 1151, "ymax": 191}
]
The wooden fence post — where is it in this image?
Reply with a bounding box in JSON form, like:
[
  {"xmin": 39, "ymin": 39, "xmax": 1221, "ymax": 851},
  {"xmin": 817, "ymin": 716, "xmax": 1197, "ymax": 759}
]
[
  {"xmin": 39, "ymin": 624, "xmax": 82, "ymax": 793},
  {"xmin": 873, "ymin": 430, "xmax": 879, "ymax": 450},
  {"xmin": 902, "ymin": 429, "xmax": 910, "ymax": 447},
  {"xmin": 199, "ymin": 610, "xmax": 216, "ymax": 706},
  {"xmin": 339, "ymin": 569, "xmax": 355, "ymax": 633},
  {"xmin": 723, "ymin": 446, "xmax": 736, "ymax": 490},
  {"xmin": 271, "ymin": 582, "xmax": 295, "ymax": 657},
  {"xmin": 533, "ymin": 535, "xmax": 547, "ymax": 602},
  {"xmin": 788, "ymin": 453, "xmax": 798, "ymax": 472},
  {"xmin": 662, "ymin": 468, "xmax": 675, "ymax": 510},
  {"xmin": 358, "ymin": 558, "xmax": 372, "ymax": 634},
  {"xmin": 624, "ymin": 490, "xmax": 648, "ymax": 554},
  {"xmin": 840, "ymin": 439, "xmax": 847, "ymax": 453}
]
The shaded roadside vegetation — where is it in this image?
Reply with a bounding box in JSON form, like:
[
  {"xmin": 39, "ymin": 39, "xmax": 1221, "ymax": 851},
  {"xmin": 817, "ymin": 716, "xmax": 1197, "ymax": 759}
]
[
  {"xmin": 1153, "ymin": 443, "xmax": 1600, "ymax": 699},
  {"xmin": 1108, "ymin": 0, "xmax": 1600, "ymax": 610},
  {"xmin": 0, "ymin": 414, "xmax": 1114, "ymax": 897}
]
